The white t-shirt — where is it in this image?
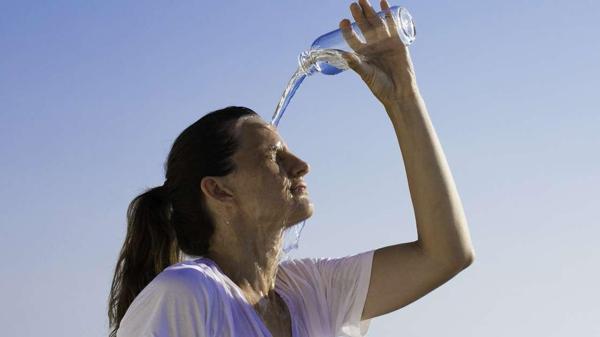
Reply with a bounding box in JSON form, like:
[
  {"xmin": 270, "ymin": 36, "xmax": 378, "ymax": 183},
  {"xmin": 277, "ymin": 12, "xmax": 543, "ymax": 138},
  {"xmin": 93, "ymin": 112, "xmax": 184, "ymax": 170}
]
[{"xmin": 116, "ymin": 250, "xmax": 374, "ymax": 337}]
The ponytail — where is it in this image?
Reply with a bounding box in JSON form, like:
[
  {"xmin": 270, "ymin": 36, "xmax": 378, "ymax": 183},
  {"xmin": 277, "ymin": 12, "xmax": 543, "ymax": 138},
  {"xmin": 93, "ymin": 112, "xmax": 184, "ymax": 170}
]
[
  {"xmin": 107, "ymin": 184, "xmax": 181, "ymax": 337},
  {"xmin": 107, "ymin": 106, "xmax": 258, "ymax": 337}
]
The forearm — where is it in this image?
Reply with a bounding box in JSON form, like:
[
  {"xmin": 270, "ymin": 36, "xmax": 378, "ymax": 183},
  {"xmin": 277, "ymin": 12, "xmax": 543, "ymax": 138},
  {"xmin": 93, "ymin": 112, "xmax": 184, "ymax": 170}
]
[{"xmin": 385, "ymin": 92, "xmax": 475, "ymax": 266}]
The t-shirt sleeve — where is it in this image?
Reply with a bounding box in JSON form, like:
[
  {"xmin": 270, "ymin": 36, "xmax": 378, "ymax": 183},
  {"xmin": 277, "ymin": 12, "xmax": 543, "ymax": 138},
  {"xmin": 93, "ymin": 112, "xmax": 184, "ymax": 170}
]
[
  {"xmin": 312, "ymin": 250, "xmax": 375, "ymax": 337},
  {"xmin": 116, "ymin": 266, "xmax": 210, "ymax": 337}
]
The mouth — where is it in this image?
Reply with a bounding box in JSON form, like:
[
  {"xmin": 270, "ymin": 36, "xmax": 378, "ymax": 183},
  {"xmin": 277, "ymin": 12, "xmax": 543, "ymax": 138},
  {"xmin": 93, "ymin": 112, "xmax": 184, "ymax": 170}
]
[
  {"xmin": 291, "ymin": 186, "xmax": 307, "ymax": 194},
  {"xmin": 290, "ymin": 183, "xmax": 308, "ymax": 194}
]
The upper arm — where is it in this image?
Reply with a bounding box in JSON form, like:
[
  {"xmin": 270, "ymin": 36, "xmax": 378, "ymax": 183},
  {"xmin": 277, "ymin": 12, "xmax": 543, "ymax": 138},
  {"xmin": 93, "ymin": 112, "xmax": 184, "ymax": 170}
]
[{"xmin": 361, "ymin": 241, "xmax": 473, "ymax": 320}]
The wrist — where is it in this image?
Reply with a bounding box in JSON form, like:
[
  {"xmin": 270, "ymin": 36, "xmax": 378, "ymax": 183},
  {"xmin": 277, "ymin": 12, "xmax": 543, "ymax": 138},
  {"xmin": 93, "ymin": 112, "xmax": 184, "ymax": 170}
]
[{"xmin": 383, "ymin": 89, "xmax": 423, "ymax": 113}]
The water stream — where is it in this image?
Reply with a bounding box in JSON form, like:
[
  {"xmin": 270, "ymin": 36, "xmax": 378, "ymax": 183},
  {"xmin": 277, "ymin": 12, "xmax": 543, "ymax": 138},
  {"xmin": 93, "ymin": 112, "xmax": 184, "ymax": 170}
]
[{"xmin": 273, "ymin": 48, "xmax": 354, "ymax": 258}]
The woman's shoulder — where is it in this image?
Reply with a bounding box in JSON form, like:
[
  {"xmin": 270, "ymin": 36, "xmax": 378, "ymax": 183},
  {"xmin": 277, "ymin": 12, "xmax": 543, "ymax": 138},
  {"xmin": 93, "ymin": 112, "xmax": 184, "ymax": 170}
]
[
  {"xmin": 118, "ymin": 258, "xmax": 219, "ymax": 336},
  {"xmin": 143, "ymin": 257, "xmax": 224, "ymax": 298}
]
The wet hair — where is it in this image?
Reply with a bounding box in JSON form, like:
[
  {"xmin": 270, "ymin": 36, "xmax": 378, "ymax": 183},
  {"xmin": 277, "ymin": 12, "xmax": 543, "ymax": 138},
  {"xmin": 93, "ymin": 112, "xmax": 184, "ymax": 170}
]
[{"xmin": 107, "ymin": 106, "xmax": 258, "ymax": 337}]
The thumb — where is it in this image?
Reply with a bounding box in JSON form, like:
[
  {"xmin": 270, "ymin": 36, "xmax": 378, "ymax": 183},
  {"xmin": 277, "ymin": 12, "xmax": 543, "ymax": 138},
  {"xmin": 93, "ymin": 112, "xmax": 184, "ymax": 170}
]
[
  {"xmin": 339, "ymin": 50, "xmax": 377, "ymax": 83},
  {"xmin": 339, "ymin": 50, "xmax": 363, "ymax": 71}
]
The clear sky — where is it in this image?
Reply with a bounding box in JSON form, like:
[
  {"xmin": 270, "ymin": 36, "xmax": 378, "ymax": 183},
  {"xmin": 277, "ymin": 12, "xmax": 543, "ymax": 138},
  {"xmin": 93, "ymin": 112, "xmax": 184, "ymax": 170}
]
[{"xmin": 1, "ymin": 0, "xmax": 599, "ymax": 336}]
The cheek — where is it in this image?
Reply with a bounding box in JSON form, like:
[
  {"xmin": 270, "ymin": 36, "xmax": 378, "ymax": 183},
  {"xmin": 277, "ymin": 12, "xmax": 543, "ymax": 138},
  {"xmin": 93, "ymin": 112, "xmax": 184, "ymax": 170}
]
[
  {"xmin": 261, "ymin": 179, "xmax": 294, "ymax": 207},
  {"xmin": 245, "ymin": 185, "xmax": 293, "ymax": 222},
  {"xmin": 243, "ymin": 173, "xmax": 287, "ymax": 201},
  {"xmin": 241, "ymin": 164, "xmax": 290, "ymax": 202}
]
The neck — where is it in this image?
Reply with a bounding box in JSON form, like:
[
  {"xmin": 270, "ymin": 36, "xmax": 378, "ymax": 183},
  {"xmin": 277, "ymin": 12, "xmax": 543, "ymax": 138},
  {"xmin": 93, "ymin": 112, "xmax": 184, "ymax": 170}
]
[{"xmin": 207, "ymin": 218, "xmax": 285, "ymax": 305}]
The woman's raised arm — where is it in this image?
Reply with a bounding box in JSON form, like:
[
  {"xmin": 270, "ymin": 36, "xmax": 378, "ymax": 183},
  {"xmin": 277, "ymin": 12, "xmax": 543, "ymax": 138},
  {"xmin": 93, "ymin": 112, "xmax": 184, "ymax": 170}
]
[{"xmin": 339, "ymin": 0, "xmax": 475, "ymax": 320}]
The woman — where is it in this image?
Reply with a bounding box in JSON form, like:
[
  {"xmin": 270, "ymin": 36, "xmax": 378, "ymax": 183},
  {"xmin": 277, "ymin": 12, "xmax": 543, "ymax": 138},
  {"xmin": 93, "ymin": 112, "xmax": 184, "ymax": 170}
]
[{"xmin": 108, "ymin": 1, "xmax": 475, "ymax": 336}]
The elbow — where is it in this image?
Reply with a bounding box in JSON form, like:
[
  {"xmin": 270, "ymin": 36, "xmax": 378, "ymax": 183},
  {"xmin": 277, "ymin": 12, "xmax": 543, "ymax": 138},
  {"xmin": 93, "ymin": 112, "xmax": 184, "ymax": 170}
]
[
  {"xmin": 424, "ymin": 249, "xmax": 476, "ymax": 272},
  {"xmin": 456, "ymin": 248, "xmax": 476, "ymax": 269},
  {"xmin": 461, "ymin": 250, "xmax": 476, "ymax": 268},
  {"xmin": 418, "ymin": 240, "xmax": 476, "ymax": 270},
  {"xmin": 444, "ymin": 248, "xmax": 476, "ymax": 271}
]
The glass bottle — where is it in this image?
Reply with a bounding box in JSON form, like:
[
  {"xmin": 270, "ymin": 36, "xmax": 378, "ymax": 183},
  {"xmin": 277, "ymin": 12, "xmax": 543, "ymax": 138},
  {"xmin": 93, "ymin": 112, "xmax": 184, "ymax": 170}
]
[{"xmin": 298, "ymin": 5, "xmax": 416, "ymax": 76}]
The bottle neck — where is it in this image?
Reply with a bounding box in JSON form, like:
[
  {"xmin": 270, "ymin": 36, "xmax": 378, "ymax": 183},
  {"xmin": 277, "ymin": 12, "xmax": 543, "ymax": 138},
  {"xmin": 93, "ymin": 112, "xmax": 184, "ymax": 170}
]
[{"xmin": 297, "ymin": 50, "xmax": 318, "ymax": 76}]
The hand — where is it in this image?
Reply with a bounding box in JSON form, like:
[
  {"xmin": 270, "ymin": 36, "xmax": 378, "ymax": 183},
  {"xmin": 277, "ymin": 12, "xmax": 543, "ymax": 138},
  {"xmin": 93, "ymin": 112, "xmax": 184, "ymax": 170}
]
[{"xmin": 339, "ymin": 0, "xmax": 419, "ymax": 108}]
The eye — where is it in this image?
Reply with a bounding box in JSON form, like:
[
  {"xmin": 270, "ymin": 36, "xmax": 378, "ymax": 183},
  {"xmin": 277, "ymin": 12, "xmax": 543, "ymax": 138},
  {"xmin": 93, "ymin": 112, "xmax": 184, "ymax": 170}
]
[
  {"xmin": 267, "ymin": 149, "xmax": 279, "ymax": 161},
  {"xmin": 266, "ymin": 144, "xmax": 287, "ymax": 164}
]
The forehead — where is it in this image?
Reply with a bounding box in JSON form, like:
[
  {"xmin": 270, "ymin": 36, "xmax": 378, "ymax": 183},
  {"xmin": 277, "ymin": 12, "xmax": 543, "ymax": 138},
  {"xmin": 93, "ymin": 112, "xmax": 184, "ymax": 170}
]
[{"xmin": 236, "ymin": 117, "xmax": 287, "ymax": 150}]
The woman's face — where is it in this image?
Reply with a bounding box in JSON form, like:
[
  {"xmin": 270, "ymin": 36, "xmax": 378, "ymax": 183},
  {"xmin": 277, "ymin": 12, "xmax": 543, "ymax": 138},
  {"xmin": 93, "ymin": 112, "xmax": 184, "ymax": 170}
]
[{"xmin": 223, "ymin": 115, "xmax": 314, "ymax": 229}]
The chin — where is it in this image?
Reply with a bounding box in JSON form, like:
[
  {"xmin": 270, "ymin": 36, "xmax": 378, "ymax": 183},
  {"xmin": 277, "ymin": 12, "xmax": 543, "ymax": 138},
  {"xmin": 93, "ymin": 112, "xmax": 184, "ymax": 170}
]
[{"xmin": 287, "ymin": 202, "xmax": 314, "ymax": 226}]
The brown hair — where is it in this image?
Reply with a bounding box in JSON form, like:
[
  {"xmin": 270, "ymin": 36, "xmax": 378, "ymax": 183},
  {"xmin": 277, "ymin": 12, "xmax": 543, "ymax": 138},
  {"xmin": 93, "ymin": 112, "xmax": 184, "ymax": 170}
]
[{"xmin": 107, "ymin": 106, "xmax": 258, "ymax": 337}]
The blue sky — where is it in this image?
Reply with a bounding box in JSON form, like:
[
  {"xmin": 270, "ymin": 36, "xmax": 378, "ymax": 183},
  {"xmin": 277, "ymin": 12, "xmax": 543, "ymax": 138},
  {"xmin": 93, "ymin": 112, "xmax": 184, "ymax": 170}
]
[{"xmin": 1, "ymin": 0, "xmax": 599, "ymax": 336}]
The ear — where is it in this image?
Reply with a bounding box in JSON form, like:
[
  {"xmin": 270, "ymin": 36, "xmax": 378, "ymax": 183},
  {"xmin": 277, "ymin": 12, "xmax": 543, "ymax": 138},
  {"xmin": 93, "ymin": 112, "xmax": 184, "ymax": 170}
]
[{"xmin": 200, "ymin": 176, "xmax": 235, "ymax": 203}]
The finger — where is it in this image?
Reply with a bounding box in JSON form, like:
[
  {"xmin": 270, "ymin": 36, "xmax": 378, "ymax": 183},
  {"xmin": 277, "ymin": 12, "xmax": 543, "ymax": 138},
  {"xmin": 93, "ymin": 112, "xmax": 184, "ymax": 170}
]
[
  {"xmin": 350, "ymin": 2, "xmax": 376, "ymax": 43},
  {"xmin": 380, "ymin": 0, "xmax": 399, "ymax": 38},
  {"xmin": 359, "ymin": 0, "xmax": 386, "ymax": 36},
  {"xmin": 339, "ymin": 19, "xmax": 366, "ymax": 52}
]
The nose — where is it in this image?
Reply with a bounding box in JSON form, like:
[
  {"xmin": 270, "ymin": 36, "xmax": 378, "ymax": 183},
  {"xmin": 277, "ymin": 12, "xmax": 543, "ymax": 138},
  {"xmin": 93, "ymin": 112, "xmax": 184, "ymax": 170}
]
[{"xmin": 290, "ymin": 155, "xmax": 310, "ymax": 178}]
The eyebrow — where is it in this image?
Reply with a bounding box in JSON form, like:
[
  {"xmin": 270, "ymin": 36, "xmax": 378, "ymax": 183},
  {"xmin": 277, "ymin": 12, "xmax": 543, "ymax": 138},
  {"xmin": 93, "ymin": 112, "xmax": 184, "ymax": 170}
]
[{"xmin": 265, "ymin": 141, "xmax": 288, "ymax": 152}]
